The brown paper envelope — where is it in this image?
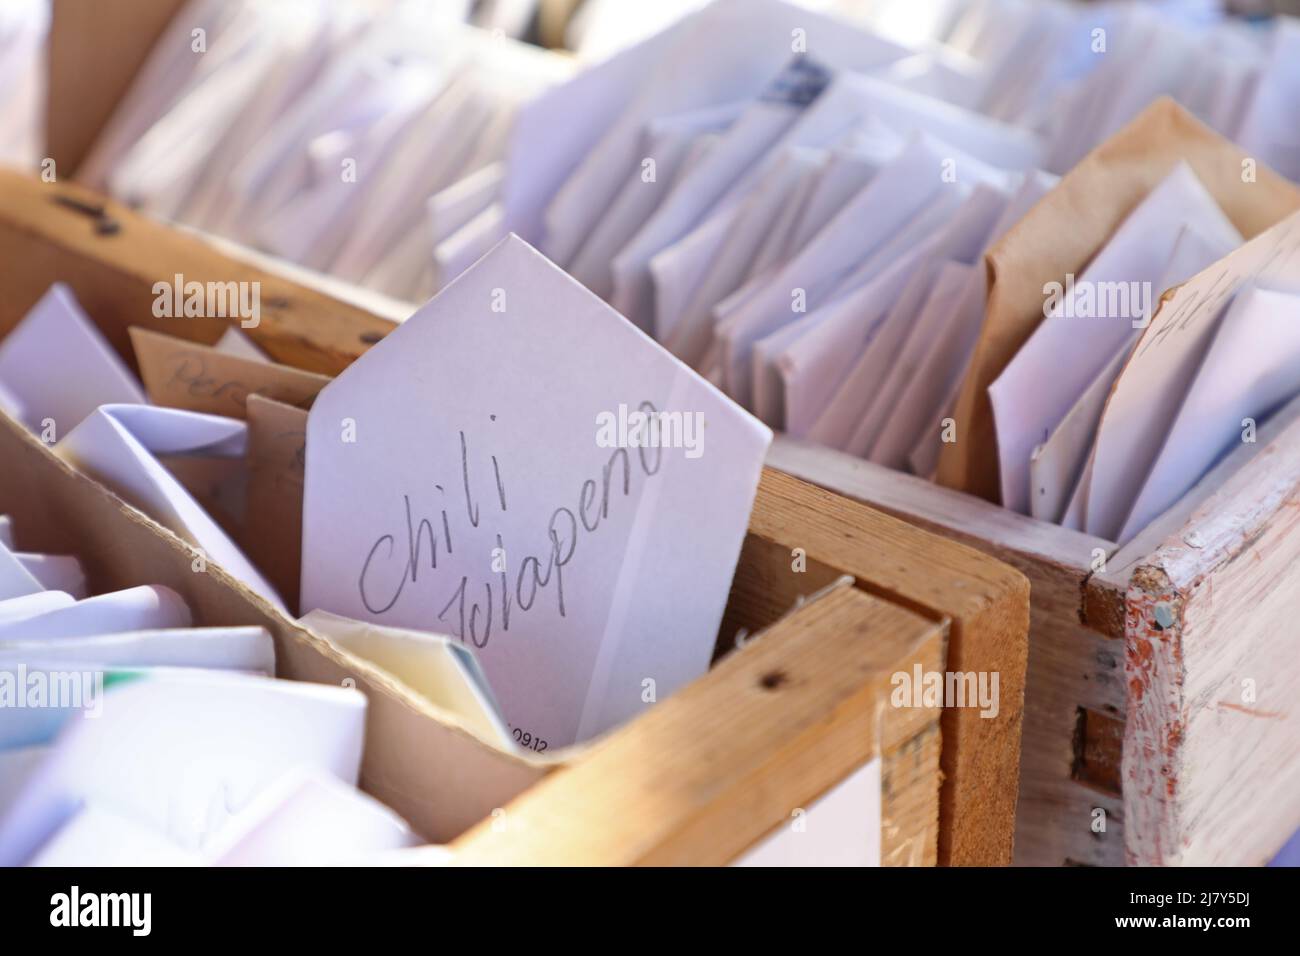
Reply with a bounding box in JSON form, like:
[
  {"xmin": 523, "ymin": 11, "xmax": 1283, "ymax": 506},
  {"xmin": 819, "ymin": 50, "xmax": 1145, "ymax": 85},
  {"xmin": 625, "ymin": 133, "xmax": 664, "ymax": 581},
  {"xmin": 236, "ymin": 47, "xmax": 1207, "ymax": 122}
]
[
  {"xmin": 935, "ymin": 98, "xmax": 1300, "ymax": 503},
  {"xmin": 244, "ymin": 394, "xmax": 309, "ymax": 613},
  {"xmin": 129, "ymin": 325, "xmax": 331, "ymax": 419},
  {"xmin": 155, "ymin": 453, "xmax": 247, "ymax": 542}
]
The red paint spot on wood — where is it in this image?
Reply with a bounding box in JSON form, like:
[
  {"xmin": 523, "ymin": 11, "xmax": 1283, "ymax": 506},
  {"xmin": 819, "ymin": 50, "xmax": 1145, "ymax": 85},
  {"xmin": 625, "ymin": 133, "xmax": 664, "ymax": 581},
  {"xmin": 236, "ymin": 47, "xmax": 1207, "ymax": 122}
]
[
  {"xmin": 1165, "ymin": 720, "xmax": 1183, "ymax": 753},
  {"xmin": 1216, "ymin": 701, "xmax": 1285, "ymax": 719}
]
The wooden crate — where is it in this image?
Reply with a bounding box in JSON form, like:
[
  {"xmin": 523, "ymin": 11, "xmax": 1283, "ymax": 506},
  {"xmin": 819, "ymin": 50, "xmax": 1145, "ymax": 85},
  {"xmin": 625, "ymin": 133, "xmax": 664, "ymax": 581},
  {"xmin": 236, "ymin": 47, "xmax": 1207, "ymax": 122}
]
[
  {"xmin": 770, "ymin": 427, "xmax": 1300, "ymax": 866},
  {"xmin": 760, "ymin": 104, "xmax": 1300, "ymax": 867},
  {"xmin": 0, "ymin": 171, "xmax": 1033, "ymax": 865},
  {"xmin": 0, "ymin": 411, "xmax": 946, "ymax": 865},
  {"xmin": 35, "ymin": 0, "xmax": 1300, "ymax": 866}
]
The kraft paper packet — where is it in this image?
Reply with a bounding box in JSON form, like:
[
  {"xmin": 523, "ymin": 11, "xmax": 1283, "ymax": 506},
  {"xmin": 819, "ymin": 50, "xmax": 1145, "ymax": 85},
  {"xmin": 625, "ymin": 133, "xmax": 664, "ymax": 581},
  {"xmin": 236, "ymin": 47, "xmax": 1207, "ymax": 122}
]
[
  {"xmin": 244, "ymin": 394, "xmax": 310, "ymax": 611},
  {"xmin": 127, "ymin": 322, "xmax": 328, "ymax": 558},
  {"xmin": 935, "ymin": 98, "xmax": 1300, "ymax": 504},
  {"xmin": 129, "ymin": 326, "xmax": 330, "ymax": 419}
]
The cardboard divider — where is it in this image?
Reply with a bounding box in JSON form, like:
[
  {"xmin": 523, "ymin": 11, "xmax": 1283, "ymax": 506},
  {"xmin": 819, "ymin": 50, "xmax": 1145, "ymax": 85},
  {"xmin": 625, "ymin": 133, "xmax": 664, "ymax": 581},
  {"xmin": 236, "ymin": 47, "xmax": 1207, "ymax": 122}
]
[{"xmin": 47, "ymin": 0, "xmax": 190, "ymax": 178}]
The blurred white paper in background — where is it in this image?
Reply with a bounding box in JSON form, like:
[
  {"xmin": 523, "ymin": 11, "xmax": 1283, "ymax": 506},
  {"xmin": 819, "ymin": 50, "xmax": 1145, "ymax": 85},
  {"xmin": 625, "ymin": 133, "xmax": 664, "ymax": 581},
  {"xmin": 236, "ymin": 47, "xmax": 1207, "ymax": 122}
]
[
  {"xmin": 530, "ymin": 0, "xmax": 909, "ymax": 258},
  {"xmin": 0, "ymin": 0, "xmax": 47, "ymax": 170}
]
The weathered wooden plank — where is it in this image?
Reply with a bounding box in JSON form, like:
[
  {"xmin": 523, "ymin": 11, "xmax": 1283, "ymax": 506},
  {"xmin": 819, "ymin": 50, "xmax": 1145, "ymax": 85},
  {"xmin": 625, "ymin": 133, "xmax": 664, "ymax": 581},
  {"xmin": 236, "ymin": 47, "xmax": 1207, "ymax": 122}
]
[
  {"xmin": 770, "ymin": 436, "xmax": 1123, "ymax": 866},
  {"xmin": 449, "ymin": 587, "xmax": 945, "ymax": 866},
  {"xmin": 0, "ymin": 170, "xmax": 394, "ymax": 375},
  {"xmin": 748, "ymin": 461, "xmax": 1030, "ymax": 866},
  {"xmin": 1123, "ymin": 403, "xmax": 1300, "ymax": 865}
]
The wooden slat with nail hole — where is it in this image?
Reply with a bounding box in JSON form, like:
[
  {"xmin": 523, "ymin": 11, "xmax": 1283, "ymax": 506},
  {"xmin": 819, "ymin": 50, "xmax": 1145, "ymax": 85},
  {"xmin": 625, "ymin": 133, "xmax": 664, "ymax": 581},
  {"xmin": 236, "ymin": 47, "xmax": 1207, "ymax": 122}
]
[{"xmin": 449, "ymin": 587, "xmax": 945, "ymax": 866}]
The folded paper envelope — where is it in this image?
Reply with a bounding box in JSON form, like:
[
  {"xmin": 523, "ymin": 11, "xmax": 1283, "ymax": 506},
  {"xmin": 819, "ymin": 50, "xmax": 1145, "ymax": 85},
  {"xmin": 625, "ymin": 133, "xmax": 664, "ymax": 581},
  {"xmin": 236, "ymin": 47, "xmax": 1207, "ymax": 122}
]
[
  {"xmin": 1089, "ymin": 209, "xmax": 1300, "ymax": 544},
  {"xmin": 13, "ymin": 552, "xmax": 86, "ymax": 598},
  {"xmin": 935, "ymin": 98, "xmax": 1300, "ymax": 504},
  {"xmin": 518, "ymin": 0, "xmax": 907, "ymax": 254},
  {"xmin": 53, "ymin": 404, "xmax": 284, "ymax": 608},
  {"xmin": 0, "ymin": 283, "xmax": 146, "ymax": 437},
  {"xmin": 204, "ymin": 766, "xmax": 419, "ymax": 866},
  {"xmin": 0, "ymin": 584, "xmax": 191, "ymax": 641},
  {"xmin": 300, "ymin": 608, "xmax": 511, "ymax": 749},
  {"xmin": 0, "ymin": 626, "xmax": 275, "ymax": 673},
  {"xmin": 0, "ymin": 539, "xmax": 42, "ymax": 601},
  {"xmin": 300, "ymin": 234, "xmax": 772, "ymax": 750},
  {"xmin": 128, "ymin": 325, "xmax": 330, "ymax": 420},
  {"xmin": 0, "ymin": 670, "xmax": 366, "ymax": 865},
  {"xmin": 0, "ymin": 592, "xmax": 74, "ymax": 628}
]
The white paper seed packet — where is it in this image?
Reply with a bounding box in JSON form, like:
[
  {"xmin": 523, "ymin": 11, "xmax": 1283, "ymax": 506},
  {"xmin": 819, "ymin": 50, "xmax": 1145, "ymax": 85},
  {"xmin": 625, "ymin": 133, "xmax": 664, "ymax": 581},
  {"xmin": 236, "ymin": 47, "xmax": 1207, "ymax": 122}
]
[
  {"xmin": 301, "ymin": 234, "xmax": 772, "ymax": 748},
  {"xmin": 0, "ymin": 284, "xmax": 146, "ymax": 436},
  {"xmin": 54, "ymin": 404, "xmax": 284, "ymax": 608},
  {"xmin": 0, "ymin": 669, "xmax": 366, "ymax": 865}
]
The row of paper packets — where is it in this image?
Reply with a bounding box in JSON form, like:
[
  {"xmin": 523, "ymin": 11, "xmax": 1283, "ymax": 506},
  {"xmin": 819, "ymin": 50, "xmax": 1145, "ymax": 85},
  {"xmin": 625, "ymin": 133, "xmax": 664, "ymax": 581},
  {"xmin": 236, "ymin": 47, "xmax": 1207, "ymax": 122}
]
[
  {"xmin": 68, "ymin": 0, "xmax": 1300, "ymax": 545},
  {"xmin": 77, "ymin": 0, "xmax": 1300, "ymax": 303}
]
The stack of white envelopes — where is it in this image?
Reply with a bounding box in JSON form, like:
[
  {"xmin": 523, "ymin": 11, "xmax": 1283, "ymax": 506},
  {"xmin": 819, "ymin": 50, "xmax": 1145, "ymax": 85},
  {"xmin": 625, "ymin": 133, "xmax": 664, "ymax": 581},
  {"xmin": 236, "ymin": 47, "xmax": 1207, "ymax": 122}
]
[{"xmin": 0, "ymin": 535, "xmax": 428, "ymax": 866}]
